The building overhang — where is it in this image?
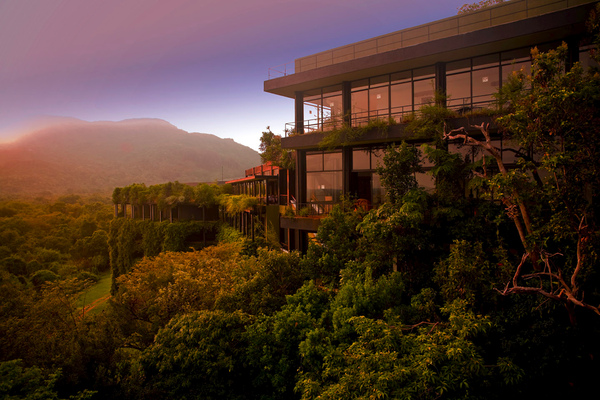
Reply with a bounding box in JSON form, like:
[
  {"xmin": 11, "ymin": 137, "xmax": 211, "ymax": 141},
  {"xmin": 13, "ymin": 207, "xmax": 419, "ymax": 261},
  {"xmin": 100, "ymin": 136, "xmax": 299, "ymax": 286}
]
[
  {"xmin": 264, "ymin": 4, "xmax": 593, "ymax": 99},
  {"xmin": 281, "ymin": 116, "xmax": 496, "ymax": 150}
]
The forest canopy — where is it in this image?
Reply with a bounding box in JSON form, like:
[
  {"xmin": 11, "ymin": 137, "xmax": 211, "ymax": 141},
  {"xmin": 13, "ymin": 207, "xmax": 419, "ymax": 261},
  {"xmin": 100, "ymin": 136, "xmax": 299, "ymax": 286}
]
[{"xmin": 2, "ymin": 11, "xmax": 600, "ymax": 400}]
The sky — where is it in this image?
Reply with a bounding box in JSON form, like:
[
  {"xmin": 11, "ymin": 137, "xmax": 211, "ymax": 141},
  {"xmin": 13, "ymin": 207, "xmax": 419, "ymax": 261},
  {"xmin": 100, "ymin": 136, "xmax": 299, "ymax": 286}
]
[{"xmin": 0, "ymin": 0, "xmax": 470, "ymax": 150}]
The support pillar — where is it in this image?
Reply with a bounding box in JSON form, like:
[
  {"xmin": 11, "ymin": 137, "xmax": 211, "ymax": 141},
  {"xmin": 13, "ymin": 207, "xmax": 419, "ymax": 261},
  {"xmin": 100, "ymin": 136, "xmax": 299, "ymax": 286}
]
[
  {"xmin": 435, "ymin": 62, "xmax": 446, "ymax": 107},
  {"xmin": 566, "ymin": 36, "xmax": 580, "ymax": 71},
  {"xmin": 342, "ymin": 81, "xmax": 351, "ymax": 126},
  {"xmin": 295, "ymin": 91, "xmax": 304, "ymax": 134}
]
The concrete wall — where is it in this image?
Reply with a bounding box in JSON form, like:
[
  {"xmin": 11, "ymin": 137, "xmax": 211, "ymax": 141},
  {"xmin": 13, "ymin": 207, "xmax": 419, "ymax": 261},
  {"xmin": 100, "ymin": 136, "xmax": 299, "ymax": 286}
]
[{"xmin": 294, "ymin": 0, "xmax": 594, "ymax": 73}]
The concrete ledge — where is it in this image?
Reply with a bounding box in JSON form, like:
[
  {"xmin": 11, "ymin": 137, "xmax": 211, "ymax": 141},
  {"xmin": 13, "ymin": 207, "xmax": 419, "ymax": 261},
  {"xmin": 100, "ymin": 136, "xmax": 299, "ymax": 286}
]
[
  {"xmin": 281, "ymin": 116, "xmax": 497, "ymax": 150},
  {"xmin": 280, "ymin": 216, "xmax": 321, "ymax": 231}
]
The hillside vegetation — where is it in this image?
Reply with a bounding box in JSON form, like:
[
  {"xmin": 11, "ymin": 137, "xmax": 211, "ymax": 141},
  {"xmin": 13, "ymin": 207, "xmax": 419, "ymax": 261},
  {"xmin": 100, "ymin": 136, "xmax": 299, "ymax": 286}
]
[
  {"xmin": 1, "ymin": 18, "xmax": 600, "ymax": 400},
  {"xmin": 0, "ymin": 118, "xmax": 260, "ymax": 196}
]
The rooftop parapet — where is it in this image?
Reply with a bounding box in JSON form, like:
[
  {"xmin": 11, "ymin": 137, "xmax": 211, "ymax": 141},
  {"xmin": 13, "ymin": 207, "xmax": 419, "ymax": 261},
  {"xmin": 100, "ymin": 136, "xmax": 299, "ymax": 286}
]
[{"xmin": 281, "ymin": 0, "xmax": 595, "ymax": 75}]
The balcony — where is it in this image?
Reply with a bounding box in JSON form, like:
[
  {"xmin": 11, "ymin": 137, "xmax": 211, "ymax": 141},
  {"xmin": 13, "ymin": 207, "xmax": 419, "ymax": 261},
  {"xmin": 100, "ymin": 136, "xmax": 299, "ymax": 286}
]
[{"xmin": 284, "ymin": 96, "xmax": 496, "ymax": 137}]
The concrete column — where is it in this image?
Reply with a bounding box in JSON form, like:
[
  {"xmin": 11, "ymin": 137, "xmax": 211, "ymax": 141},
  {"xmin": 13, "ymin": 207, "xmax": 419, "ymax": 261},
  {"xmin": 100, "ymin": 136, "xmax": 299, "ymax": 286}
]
[
  {"xmin": 343, "ymin": 147, "xmax": 352, "ymax": 196},
  {"xmin": 296, "ymin": 149, "xmax": 306, "ymax": 203},
  {"xmin": 295, "ymin": 91, "xmax": 304, "ymax": 134},
  {"xmin": 342, "ymin": 81, "xmax": 352, "ymax": 126},
  {"xmin": 435, "ymin": 62, "xmax": 446, "ymax": 107},
  {"xmin": 566, "ymin": 36, "xmax": 580, "ymax": 71}
]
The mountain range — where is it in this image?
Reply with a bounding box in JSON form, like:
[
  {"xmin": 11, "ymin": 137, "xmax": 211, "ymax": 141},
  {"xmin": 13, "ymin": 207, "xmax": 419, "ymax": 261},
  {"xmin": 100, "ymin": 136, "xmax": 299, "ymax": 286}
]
[{"xmin": 0, "ymin": 118, "xmax": 260, "ymax": 197}]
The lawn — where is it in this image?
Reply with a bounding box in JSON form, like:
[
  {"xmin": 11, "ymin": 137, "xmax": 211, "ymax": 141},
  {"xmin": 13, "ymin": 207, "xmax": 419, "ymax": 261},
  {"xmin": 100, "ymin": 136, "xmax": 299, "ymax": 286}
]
[{"xmin": 77, "ymin": 271, "xmax": 112, "ymax": 315}]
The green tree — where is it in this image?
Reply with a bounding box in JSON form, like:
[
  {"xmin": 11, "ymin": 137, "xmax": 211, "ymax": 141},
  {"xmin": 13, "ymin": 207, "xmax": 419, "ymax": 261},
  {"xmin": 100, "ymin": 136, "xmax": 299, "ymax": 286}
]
[
  {"xmin": 259, "ymin": 127, "xmax": 295, "ymax": 169},
  {"xmin": 376, "ymin": 142, "xmax": 423, "ymax": 204},
  {"xmin": 446, "ymin": 42, "xmax": 600, "ymax": 319},
  {"xmin": 140, "ymin": 310, "xmax": 254, "ymax": 400}
]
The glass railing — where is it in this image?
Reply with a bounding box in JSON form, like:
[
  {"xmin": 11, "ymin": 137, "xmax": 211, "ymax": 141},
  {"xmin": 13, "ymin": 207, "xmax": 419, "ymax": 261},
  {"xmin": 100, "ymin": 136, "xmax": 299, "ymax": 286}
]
[{"xmin": 284, "ymin": 98, "xmax": 498, "ymax": 136}]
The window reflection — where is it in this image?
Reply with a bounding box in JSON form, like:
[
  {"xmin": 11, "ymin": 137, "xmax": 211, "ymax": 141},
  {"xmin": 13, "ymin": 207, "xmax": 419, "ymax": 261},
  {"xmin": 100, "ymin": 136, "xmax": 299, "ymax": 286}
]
[
  {"xmin": 369, "ymin": 87, "xmax": 389, "ymax": 119},
  {"xmin": 306, "ymin": 151, "xmax": 343, "ymax": 203},
  {"xmin": 323, "ymin": 152, "xmax": 342, "ymax": 170},
  {"xmin": 302, "ymin": 49, "xmax": 545, "ymax": 130},
  {"xmin": 446, "ymin": 72, "xmax": 471, "ymax": 109},
  {"xmin": 413, "ymin": 78, "xmax": 435, "ymax": 109},
  {"xmin": 303, "ymin": 87, "xmax": 343, "ymax": 131},
  {"xmin": 390, "ymin": 82, "xmax": 412, "ymax": 121},
  {"xmin": 307, "ymin": 172, "xmax": 343, "ymax": 203},
  {"xmin": 472, "ymin": 67, "xmax": 499, "ymax": 105},
  {"xmin": 306, "ymin": 153, "xmax": 323, "ymax": 172},
  {"xmin": 353, "ymin": 148, "xmax": 371, "ymax": 170},
  {"xmin": 352, "ymin": 90, "xmax": 369, "ymax": 126}
]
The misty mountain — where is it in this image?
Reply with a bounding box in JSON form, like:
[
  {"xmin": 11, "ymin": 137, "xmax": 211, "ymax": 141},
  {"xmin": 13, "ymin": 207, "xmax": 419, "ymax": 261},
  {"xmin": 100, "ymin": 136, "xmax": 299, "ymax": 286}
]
[{"xmin": 0, "ymin": 118, "xmax": 260, "ymax": 196}]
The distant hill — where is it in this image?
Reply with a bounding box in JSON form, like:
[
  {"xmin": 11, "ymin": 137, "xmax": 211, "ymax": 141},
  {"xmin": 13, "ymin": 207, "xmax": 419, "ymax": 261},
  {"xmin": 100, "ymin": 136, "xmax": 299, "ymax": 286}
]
[{"xmin": 0, "ymin": 118, "xmax": 260, "ymax": 196}]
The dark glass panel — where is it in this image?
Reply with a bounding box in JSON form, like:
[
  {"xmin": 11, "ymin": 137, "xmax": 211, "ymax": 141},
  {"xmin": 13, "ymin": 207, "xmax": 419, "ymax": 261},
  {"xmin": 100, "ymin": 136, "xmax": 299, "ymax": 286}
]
[
  {"xmin": 391, "ymin": 70, "xmax": 411, "ymax": 84},
  {"xmin": 390, "ymin": 82, "xmax": 412, "ymax": 119},
  {"xmin": 370, "ymin": 75, "xmax": 390, "ymax": 87},
  {"xmin": 353, "ymin": 148, "xmax": 371, "ymax": 170},
  {"xmin": 351, "ymin": 79, "xmax": 369, "ymax": 91},
  {"xmin": 413, "ymin": 66, "xmax": 435, "ymax": 78},
  {"xmin": 369, "ymin": 86, "xmax": 389, "ymax": 118},
  {"xmin": 351, "ymin": 90, "xmax": 369, "ymax": 126},
  {"xmin": 473, "ymin": 53, "xmax": 499, "ymax": 69},
  {"xmin": 322, "ymin": 94, "xmax": 343, "ymax": 129},
  {"xmin": 413, "ymin": 78, "xmax": 435, "ymax": 109},
  {"xmin": 501, "ymin": 47, "xmax": 530, "ymax": 61},
  {"xmin": 304, "ymin": 88, "xmax": 321, "ymax": 98},
  {"xmin": 323, "ymin": 151, "xmax": 342, "ymax": 171},
  {"xmin": 306, "ymin": 171, "xmax": 343, "ymax": 202},
  {"xmin": 447, "ymin": 59, "xmax": 471, "ymax": 73},
  {"xmin": 306, "ymin": 152, "xmax": 323, "ymax": 172},
  {"xmin": 446, "ymin": 72, "xmax": 471, "ymax": 109},
  {"xmin": 472, "ymin": 67, "xmax": 499, "ymax": 105},
  {"xmin": 323, "ymin": 84, "xmax": 342, "ymax": 96},
  {"xmin": 304, "ymin": 98, "xmax": 322, "ymax": 132}
]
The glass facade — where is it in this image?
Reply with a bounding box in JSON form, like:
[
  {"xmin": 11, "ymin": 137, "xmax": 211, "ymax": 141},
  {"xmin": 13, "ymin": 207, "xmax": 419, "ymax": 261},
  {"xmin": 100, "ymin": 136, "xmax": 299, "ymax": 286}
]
[
  {"xmin": 299, "ymin": 47, "xmax": 589, "ymax": 130},
  {"xmin": 303, "ymin": 86, "xmax": 343, "ymax": 132},
  {"xmin": 306, "ymin": 151, "xmax": 342, "ymax": 203},
  {"xmin": 347, "ymin": 68, "xmax": 437, "ymax": 127},
  {"xmin": 351, "ymin": 147, "xmax": 387, "ymax": 206}
]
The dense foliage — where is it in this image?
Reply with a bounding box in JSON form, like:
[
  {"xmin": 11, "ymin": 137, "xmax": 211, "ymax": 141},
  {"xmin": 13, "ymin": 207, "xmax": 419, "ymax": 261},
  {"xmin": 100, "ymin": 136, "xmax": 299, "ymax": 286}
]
[
  {"xmin": 112, "ymin": 181, "xmax": 226, "ymax": 210},
  {"xmin": 1, "ymin": 24, "xmax": 600, "ymax": 400}
]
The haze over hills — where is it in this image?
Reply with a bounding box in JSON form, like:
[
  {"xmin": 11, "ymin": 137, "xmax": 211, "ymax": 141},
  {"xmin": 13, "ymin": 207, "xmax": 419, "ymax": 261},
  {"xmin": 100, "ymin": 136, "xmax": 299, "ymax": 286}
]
[{"xmin": 0, "ymin": 118, "xmax": 260, "ymax": 197}]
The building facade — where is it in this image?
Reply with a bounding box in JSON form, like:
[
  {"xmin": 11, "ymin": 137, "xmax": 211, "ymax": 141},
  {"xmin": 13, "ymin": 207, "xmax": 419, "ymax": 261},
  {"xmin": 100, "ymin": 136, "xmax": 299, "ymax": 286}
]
[{"xmin": 264, "ymin": 0, "xmax": 598, "ymax": 251}]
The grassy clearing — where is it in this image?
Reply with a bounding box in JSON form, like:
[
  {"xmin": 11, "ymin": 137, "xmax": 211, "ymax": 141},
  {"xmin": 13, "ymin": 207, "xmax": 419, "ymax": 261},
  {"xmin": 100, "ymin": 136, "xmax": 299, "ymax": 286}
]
[{"xmin": 78, "ymin": 271, "xmax": 112, "ymax": 315}]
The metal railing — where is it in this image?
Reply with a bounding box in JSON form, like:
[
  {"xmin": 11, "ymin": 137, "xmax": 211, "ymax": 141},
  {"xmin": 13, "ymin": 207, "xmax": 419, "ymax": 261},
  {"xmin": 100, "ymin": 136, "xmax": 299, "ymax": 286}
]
[
  {"xmin": 268, "ymin": 62, "xmax": 295, "ymax": 79},
  {"xmin": 283, "ymin": 98, "xmax": 498, "ymax": 136},
  {"xmin": 290, "ymin": 202, "xmax": 334, "ymax": 217}
]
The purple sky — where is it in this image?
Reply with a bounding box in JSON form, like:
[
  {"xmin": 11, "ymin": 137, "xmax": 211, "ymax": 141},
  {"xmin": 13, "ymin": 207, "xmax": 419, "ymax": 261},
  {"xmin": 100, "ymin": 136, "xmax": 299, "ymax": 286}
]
[{"xmin": 0, "ymin": 0, "xmax": 469, "ymax": 150}]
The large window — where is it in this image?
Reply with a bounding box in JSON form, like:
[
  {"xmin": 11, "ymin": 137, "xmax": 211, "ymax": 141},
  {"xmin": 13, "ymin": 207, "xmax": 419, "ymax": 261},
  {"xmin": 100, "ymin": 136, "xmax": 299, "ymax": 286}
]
[
  {"xmin": 302, "ymin": 48, "xmax": 543, "ymax": 131},
  {"xmin": 413, "ymin": 67, "xmax": 436, "ymax": 110},
  {"xmin": 351, "ymin": 147, "xmax": 387, "ymax": 206},
  {"xmin": 350, "ymin": 67, "xmax": 436, "ymax": 126},
  {"xmin": 447, "ymin": 54, "xmax": 501, "ymax": 111},
  {"xmin": 303, "ymin": 86, "xmax": 343, "ymax": 132},
  {"xmin": 351, "ymin": 80, "xmax": 369, "ymax": 127},
  {"xmin": 306, "ymin": 151, "xmax": 342, "ymax": 203}
]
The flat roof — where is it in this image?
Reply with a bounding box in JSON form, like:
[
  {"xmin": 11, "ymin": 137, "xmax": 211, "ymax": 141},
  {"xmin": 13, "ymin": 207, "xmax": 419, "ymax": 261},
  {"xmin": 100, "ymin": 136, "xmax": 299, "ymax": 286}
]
[{"xmin": 265, "ymin": 0, "xmax": 595, "ymax": 98}]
